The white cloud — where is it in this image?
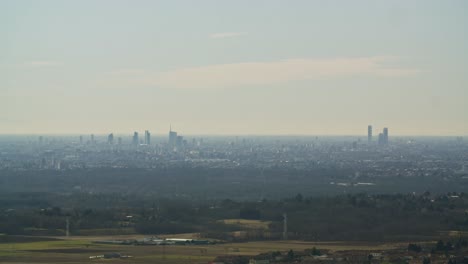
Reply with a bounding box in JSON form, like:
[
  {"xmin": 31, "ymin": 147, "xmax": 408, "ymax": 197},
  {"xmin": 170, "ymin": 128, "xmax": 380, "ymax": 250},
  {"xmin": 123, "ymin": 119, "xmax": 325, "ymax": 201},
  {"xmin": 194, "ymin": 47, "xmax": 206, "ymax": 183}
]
[
  {"xmin": 210, "ymin": 32, "xmax": 247, "ymax": 39},
  {"xmin": 24, "ymin": 61, "xmax": 62, "ymax": 67},
  {"xmin": 139, "ymin": 56, "xmax": 420, "ymax": 89}
]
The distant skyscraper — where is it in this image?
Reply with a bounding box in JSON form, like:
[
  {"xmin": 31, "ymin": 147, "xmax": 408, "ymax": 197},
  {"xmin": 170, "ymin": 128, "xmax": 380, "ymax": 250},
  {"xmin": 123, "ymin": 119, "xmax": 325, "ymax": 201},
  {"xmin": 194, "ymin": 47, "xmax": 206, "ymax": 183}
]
[
  {"xmin": 144, "ymin": 130, "xmax": 151, "ymax": 145},
  {"xmin": 378, "ymin": 133, "xmax": 384, "ymax": 145},
  {"xmin": 107, "ymin": 133, "xmax": 114, "ymax": 144},
  {"xmin": 132, "ymin": 132, "xmax": 139, "ymax": 146},
  {"xmin": 176, "ymin": 135, "xmax": 183, "ymax": 147},
  {"xmin": 90, "ymin": 134, "xmax": 95, "ymax": 144},
  {"xmin": 367, "ymin": 125, "xmax": 372, "ymax": 142},
  {"xmin": 377, "ymin": 127, "xmax": 389, "ymax": 146},
  {"xmin": 383, "ymin": 127, "xmax": 389, "ymax": 144},
  {"xmin": 38, "ymin": 136, "xmax": 43, "ymax": 144},
  {"xmin": 79, "ymin": 135, "xmax": 83, "ymax": 144},
  {"xmin": 169, "ymin": 126, "xmax": 177, "ymax": 146}
]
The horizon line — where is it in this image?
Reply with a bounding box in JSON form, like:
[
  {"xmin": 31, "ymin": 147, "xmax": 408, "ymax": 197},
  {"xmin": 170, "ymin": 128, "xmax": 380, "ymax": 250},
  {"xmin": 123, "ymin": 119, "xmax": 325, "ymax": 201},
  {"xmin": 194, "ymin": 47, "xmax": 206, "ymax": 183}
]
[{"xmin": 0, "ymin": 133, "xmax": 466, "ymax": 138}]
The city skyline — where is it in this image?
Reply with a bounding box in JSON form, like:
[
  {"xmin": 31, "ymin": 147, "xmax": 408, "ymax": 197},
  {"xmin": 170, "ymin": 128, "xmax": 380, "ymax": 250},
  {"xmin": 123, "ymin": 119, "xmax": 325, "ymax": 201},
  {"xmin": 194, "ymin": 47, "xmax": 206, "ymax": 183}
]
[
  {"xmin": 0, "ymin": 124, "xmax": 461, "ymax": 137},
  {"xmin": 2, "ymin": 1, "xmax": 467, "ymax": 136},
  {"xmin": 0, "ymin": 127, "xmax": 463, "ymax": 137}
]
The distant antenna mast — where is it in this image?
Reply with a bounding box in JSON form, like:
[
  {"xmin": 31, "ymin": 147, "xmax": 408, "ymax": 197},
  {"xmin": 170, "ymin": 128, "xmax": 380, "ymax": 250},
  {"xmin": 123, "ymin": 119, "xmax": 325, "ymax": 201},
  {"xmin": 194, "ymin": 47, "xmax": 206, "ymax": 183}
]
[
  {"xmin": 283, "ymin": 213, "xmax": 288, "ymax": 240},
  {"xmin": 260, "ymin": 167, "xmax": 265, "ymax": 201},
  {"xmin": 66, "ymin": 217, "xmax": 70, "ymax": 237}
]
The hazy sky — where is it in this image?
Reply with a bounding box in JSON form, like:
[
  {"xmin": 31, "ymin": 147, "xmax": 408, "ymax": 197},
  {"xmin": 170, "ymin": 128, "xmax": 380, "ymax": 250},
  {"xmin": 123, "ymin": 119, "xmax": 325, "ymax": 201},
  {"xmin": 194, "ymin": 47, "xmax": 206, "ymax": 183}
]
[{"xmin": 1, "ymin": 0, "xmax": 467, "ymax": 135}]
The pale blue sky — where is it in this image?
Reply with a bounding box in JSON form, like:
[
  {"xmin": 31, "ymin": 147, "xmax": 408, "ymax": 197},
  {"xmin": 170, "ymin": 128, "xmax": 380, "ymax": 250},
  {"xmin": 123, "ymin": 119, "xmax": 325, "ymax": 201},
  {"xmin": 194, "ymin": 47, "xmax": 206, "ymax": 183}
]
[{"xmin": 1, "ymin": 0, "xmax": 467, "ymax": 135}]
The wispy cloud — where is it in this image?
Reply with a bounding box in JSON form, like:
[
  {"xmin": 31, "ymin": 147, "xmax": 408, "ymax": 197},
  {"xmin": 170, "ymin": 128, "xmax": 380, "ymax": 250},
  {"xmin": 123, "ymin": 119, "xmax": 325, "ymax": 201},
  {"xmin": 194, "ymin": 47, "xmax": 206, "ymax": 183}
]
[
  {"xmin": 106, "ymin": 68, "xmax": 146, "ymax": 75},
  {"xmin": 137, "ymin": 56, "xmax": 420, "ymax": 89},
  {"xmin": 102, "ymin": 56, "xmax": 420, "ymax": 90},
  {"xmin": 210, "ymin": 32, "xmax": 247, "ymax": 39},
  {"xmin": 23, "ymin": 61, "xmax": 62, "ymax": 67}
]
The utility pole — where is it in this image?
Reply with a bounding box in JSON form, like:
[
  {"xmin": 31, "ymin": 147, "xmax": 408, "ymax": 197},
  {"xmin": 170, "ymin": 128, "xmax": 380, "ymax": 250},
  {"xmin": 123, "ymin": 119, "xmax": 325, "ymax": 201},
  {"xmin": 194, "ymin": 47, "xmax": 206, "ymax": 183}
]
[{"xmin": 283, "ymin": 213, "xmax": 288, "ymax": 240}]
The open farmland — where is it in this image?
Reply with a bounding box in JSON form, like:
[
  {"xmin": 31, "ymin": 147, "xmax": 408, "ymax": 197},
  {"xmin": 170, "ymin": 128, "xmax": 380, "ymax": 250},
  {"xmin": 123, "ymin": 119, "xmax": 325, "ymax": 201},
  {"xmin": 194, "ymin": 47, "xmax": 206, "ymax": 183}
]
[
  {"xmin": 0, "ymin": 235, "xmax": 405, "ymax": 264},
  {"xmin": 220, "ymin": 219, "xmax": 271, "ymax": 230}
]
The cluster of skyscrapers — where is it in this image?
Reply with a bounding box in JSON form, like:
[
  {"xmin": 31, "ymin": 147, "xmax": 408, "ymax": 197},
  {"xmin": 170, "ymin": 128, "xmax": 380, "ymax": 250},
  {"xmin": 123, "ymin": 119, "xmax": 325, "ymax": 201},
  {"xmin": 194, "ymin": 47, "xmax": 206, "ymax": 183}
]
[
  {"xmin": 131, "ymin": 130, "xmax": 151, "ymax": 146},
  {"xmin": 44, "ymin": 126, "xmax": 390, "ymax": 147},
  {"xmin": 367, "ymin": 125, "xmax": 389, "ymax": 145},
  {"xmin": 78, "ymin": 128, "xmax": 184, "ymax": 147}
]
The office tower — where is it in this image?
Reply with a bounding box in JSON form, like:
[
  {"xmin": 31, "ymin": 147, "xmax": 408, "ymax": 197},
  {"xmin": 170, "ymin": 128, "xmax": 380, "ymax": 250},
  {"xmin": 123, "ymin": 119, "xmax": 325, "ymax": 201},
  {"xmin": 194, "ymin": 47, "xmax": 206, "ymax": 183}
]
[
  {"xmin": 90, "ymin": 134, "xmax": 95, "ymax": 144},
  {"xmin": 367, "ymin": 125, "xmax": 372, "ymax": 142},
  {"xmin": 144, "ymin": 130, "xmax": 151, "ymax": 145},
  {"xmin": 378, "ymin": 133, "xmax": 384, "ymax": 145},
  {"xmin": 176, "ymin": 135, "xmax": 183, "ymax": 147},
  {"xmin": 132, "ymin": 132, "xmax": 139, "ymax": 146},
  {"xmin": 107, "ymin": 133, "xmax": 114, "ymax": 144},
  {"xmin": 383, "ymin": 127, "xmax": 389, "ymax": 144},
  {"xmin": 79, "ymin": 135, "xmax": 83, "ymax": 144},
  {"xmin": 169, "ymin": 127, "xmax": 177, "ymax": 146}
]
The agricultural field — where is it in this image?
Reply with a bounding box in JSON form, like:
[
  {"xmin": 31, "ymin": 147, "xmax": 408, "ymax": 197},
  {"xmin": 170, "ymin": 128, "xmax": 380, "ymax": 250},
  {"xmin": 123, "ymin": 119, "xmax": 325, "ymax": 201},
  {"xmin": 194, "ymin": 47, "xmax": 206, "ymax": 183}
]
[
  {"xmin": 220, "ymin": 219, "xmax": 271, "ymax": 230},
  {"xmin": 0, "ymin": 235, "xmax": 405, "ymax": 264}
]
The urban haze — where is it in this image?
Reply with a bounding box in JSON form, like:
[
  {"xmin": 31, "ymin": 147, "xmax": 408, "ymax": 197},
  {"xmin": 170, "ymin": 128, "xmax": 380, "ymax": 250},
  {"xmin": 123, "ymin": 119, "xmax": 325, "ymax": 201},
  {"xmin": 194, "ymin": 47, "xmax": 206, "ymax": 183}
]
[{"xmin": 1, "ymin": 1, "xmax": 468, "ymax": 264}]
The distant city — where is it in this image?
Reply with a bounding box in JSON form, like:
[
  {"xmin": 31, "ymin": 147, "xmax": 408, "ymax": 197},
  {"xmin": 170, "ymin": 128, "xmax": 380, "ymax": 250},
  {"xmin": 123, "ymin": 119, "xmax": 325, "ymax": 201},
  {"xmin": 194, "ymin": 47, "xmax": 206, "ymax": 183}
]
[
  {"xmin": 40, "ymin": 125, "xmax": 391, "ymax": 149},
  {"xmin": 1, "ymin": 125, "xmax": 467, "ymax": 197},
  {"xmin": 2, "ymin": 126, "xmax": 468, "ymax": 263}
]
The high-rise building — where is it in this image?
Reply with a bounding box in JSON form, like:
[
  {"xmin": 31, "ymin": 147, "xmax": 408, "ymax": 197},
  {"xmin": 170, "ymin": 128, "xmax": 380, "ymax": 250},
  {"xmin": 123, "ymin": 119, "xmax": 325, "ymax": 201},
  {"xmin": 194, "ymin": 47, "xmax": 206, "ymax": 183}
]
[
  {"xmin": 169, "ymin": 127, "xmax": 177, "ymax": 146},
  {"xmin": 90, "ymin": 134, "xmax": 95, "ymax": 144},
  {"xmin": 378, "ymin": 133, "xmax": 384, "ymax": 145},
  {"xmin": 377, "ymin": 127, "xmax": 389, "ymax": 145},
  {"xmin": 132, "ymin": 132, "xmax": 139, "ymax": 146},
  {"xmin": 144, "ymin": 130, "xmax": 151, "ymax": 145},
  {"xmin": 79, "ymin": 135, "xmax": 83, "ymax": 144},
  {"xmin": 367, "ymin": 125, "xmax": 372, "ymax": 142},
  {"xmin": 383, "ymin": 127, "xmax": 389, "ymax": 144},
  {"xmin": 176, "ymin": 135, "xmax": 183, "ymax": 147},
  {"xmin": 107, "ymin": 133, "xmax": 114, "ymax": 144}
]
